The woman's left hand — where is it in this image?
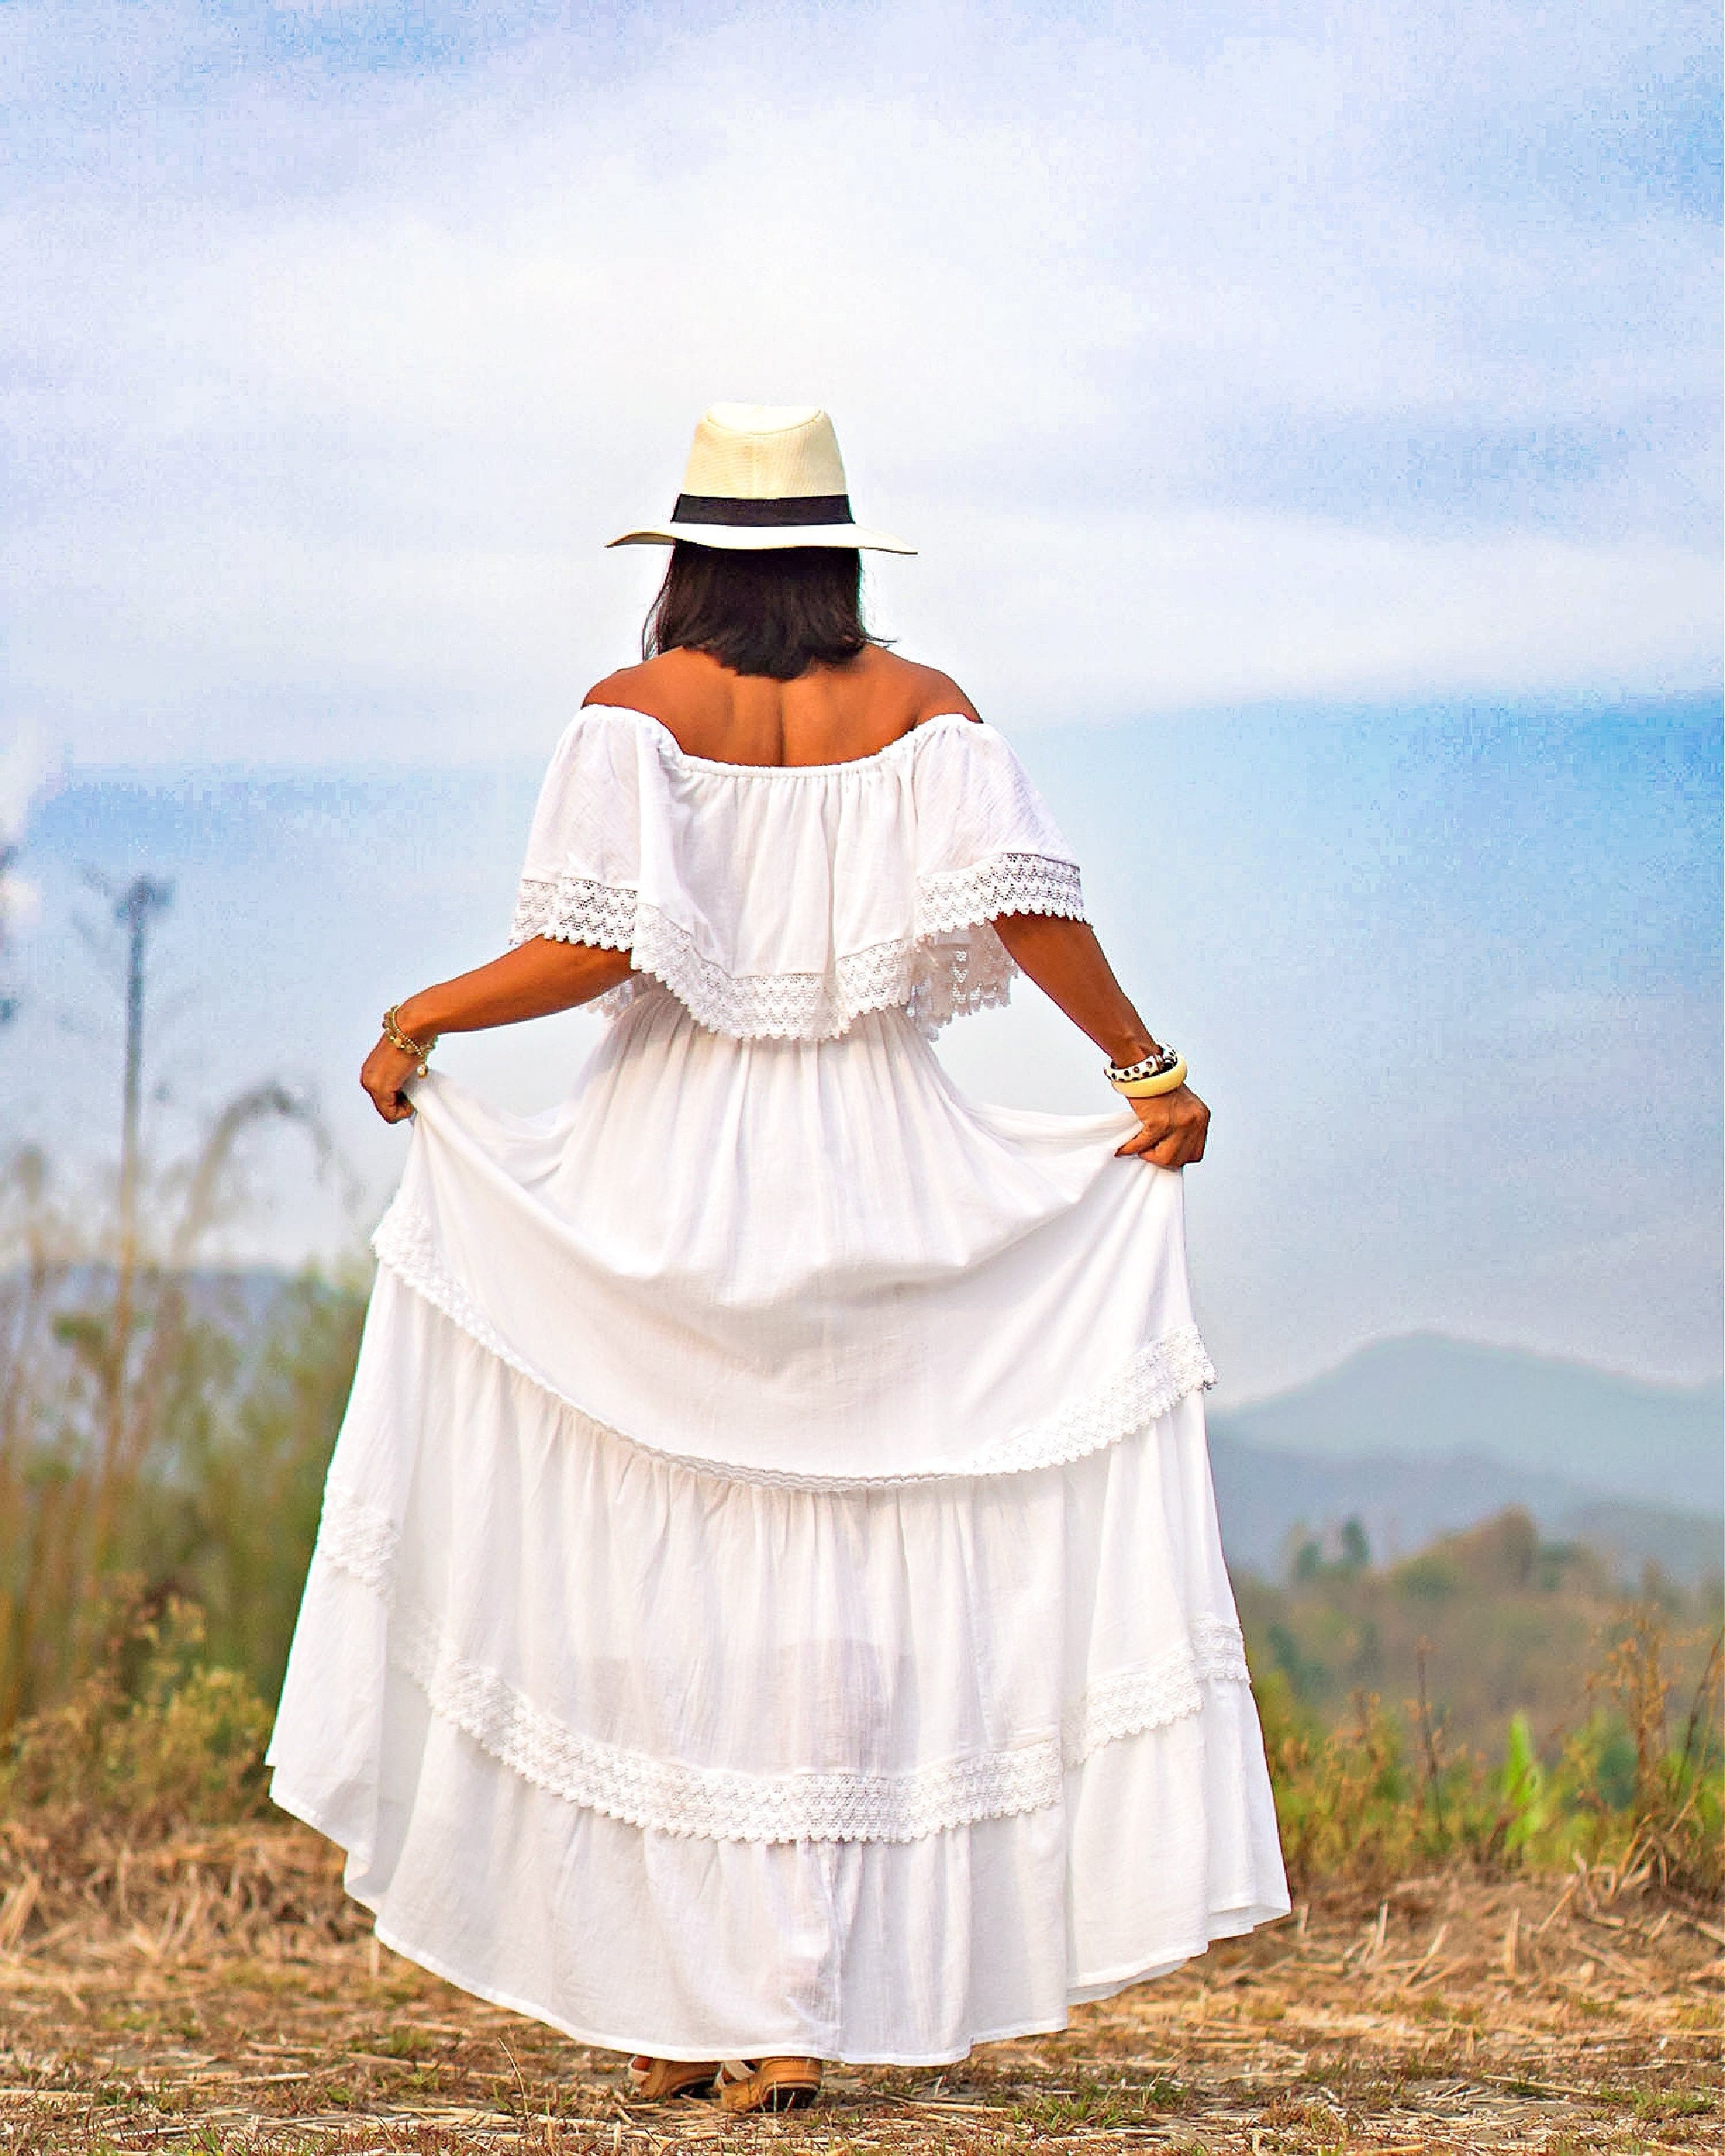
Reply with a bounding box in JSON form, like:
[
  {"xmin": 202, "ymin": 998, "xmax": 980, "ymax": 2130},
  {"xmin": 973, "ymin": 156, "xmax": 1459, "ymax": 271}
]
[
  {"xmin": 1115, "ymin": 1082, "xmax": 1209, "ymax": 1168},
  {"xmin": 361, "ymin": 1036, "xmax": 424, "ymax": 1125}
]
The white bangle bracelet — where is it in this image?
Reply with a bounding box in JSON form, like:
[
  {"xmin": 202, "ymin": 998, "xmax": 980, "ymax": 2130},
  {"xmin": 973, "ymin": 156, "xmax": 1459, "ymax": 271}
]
[{"xmin": 1108, "ymin": 1056, "xmax": 1188, "ymax": 1099}]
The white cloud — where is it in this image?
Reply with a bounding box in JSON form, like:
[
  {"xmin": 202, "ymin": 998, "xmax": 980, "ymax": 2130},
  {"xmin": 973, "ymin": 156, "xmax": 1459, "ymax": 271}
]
[
  {"xmin": 0, "ymin": 1, "xmax": 1716, "ymax": 762},
  {"xmin": 881, "ymin": 509, "xmax": 1720, "ymax": 726}
]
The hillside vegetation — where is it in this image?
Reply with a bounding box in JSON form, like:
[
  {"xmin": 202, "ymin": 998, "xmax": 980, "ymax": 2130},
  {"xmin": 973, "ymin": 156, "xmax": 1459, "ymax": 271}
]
[
  {"xmin": 1, "ymin": 1140, "xmax": 1719, "ymax": 1909},
  {"xmin": 1237, "ymin": 1507, "xmax": 1720, "ymax": 1758},
  {"xmin": 1236, "ymin": 1512, "xmax": 1721, "ymax": 1894}
]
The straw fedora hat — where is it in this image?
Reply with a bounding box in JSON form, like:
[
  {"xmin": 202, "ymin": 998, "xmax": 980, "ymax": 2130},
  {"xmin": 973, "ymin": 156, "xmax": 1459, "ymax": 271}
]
[{"xmin": 608, "ymin": 404, "xmax": 914, "ymax": 554}]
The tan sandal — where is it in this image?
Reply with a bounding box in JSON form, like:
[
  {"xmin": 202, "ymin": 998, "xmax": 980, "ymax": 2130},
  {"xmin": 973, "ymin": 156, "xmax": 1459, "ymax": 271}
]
[
  {"xmin": 717, "ymin": 2056, "xmax": 824, "ymax": 2114},
  {"xmin": 626, "ymin": 2055, "xmax": 719, "ymax": 2101}
]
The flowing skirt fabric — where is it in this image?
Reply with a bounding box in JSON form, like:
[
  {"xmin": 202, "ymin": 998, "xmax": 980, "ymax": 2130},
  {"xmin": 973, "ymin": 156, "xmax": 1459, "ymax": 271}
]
[{"xmin": 267, "ymin": 988, "xmax": 1289, "ymax": 2064}]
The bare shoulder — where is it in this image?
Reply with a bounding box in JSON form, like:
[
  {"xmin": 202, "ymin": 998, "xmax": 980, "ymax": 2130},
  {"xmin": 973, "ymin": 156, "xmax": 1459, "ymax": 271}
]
[
  {"xmin": 866, "ymin": 649, "xmax": 982, "ymax": 725},
  {"xmin": 582, "ymin": 653, "xmax": 694, "ymax": 716}
]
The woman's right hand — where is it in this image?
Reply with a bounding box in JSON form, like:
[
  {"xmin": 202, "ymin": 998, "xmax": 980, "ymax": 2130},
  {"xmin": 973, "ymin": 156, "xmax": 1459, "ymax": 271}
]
[
  {"xmin": 361, "ymin": 1034, "xmax": 423, "ymax": 1125},
  {"xmin": 1115, "ymin": 1082, "xmax": 1209, "ymax": 1169}
]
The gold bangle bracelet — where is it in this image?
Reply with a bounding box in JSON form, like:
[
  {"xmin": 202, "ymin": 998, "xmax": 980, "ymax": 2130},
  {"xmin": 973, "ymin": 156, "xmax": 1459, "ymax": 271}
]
[
  {"xmin": 382, "ymin": 1005, "xmax": 437, "ymax": 1071},
  {"xmin": 1109, "ymin": 1056, "xmax": 1187, "ymax": 1099}
]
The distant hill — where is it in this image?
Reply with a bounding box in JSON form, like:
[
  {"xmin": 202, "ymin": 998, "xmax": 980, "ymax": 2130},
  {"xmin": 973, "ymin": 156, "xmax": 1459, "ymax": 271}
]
[
  {"xmin": 1212, "ymin": 1334, "xmax": 1722, "ymax": 1514},
  {"xmin": 13, "ymin": 1261, "xmax": 322, "ymax": 1331},
  {"xmin": 1208, "ymin": 1431, "xmax": 1722, "ymax": 1585}
]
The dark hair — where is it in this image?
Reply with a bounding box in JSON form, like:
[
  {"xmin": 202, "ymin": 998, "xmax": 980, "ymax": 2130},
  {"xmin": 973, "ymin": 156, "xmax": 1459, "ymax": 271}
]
[{"xmin": 642, "ymin": 543, "xmax": 870, "ymax": 680}]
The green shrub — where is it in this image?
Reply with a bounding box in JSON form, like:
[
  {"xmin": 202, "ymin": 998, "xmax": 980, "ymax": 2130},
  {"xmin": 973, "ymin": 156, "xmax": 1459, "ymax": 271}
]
[
  {"xmin": 0, "ymin": 1583, "xmax": 271, "ymax": 1833},
  {"xmin": 1251, "ymin": 1604, "xmax": 1724, "ymax": 1893},
  {"xmin": 1498, "ymin": 1710, "xmax": 1558, "ymax": 1856}
]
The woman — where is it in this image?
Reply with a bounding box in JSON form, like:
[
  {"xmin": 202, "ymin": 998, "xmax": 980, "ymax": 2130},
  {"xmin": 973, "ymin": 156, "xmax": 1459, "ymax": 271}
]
[{"xmin": 267, "ymin": 404, "xmax": 1289, "ymax": 2114}]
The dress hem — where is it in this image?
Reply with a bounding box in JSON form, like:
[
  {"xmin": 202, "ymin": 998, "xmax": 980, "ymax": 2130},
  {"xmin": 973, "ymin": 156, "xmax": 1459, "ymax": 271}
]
[{"xmin": 269, "ymin": 1771, "xmax": 1289, "ymax": 2068}]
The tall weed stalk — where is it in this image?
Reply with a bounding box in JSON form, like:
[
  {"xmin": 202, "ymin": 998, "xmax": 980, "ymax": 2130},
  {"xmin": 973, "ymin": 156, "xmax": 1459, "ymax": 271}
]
[{"xmin": 0, "ymin": 1097, "xmax": 353, "ymax": 1733}]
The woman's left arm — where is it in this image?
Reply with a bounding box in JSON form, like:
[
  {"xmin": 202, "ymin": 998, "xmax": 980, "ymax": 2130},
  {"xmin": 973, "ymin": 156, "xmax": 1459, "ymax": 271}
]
[{"xmin": 361, "ymin": 938, "xmax": 633, "ymax": 1124}]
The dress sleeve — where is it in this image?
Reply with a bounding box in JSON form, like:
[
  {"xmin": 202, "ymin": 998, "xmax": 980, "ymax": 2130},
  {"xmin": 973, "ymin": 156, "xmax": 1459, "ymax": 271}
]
[
  {"xmin": 911, "ymin": 720, "xmax": 1087, "ymax": 934},
  {"xmin": 508, "ymin": 711, "xmax": 644, "ymax": 950}
]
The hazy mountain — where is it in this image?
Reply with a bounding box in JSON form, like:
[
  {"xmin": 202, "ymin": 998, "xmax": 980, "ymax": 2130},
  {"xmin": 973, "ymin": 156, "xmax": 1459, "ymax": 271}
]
[
  {"xmin": 1208, "ymin": 1432, "xmax": 1722, "ymax": 1585},
  {"xmin": 1208, "ymin": 1333, "xmax": 1722, "ymax": 1584},
  {"xmin": 1211, "ymin": 1333, "xmax": 1721, "ymax": 1513},
  {"xmin": 12, "ymin": 1261, "xmax": 321, "ymax": 1331}
]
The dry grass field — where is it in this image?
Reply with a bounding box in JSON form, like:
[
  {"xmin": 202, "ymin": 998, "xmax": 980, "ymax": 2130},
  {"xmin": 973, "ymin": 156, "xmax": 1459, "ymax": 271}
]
[{"xmin": 0, "ymin": 1821, "xmax": 1717, "ymax": 2155}]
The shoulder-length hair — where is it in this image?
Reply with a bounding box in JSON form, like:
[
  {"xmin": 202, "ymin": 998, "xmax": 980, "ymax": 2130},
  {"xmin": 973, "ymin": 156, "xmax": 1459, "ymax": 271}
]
[{"xmin": 642, "ymin": 543, "xmax": 869, "ymax": 680}]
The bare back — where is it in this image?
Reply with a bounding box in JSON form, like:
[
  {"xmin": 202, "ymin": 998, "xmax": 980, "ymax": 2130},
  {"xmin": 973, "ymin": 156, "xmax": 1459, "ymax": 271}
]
[{"xmin": 582, "ymin": 645, "xmax": 981, "ymax": 769}]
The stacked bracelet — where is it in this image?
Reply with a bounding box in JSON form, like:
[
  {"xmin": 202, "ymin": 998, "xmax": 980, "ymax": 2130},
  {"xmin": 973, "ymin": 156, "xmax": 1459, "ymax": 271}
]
[
  {"xmin": 1107, "ymin": 1046, "xmax": 1180, "ymax": 1085},
  {"xmin": 382, "ymin": 1006, "xmax": 438, "ymax": 1074},
  {"xmin": 1105, "ymin": 1046, "xmax": 1188, "ymax": 1099}
]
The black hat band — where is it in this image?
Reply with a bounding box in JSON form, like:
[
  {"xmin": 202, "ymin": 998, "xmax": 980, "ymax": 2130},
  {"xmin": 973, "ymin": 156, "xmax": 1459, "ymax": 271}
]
[{"xmin": 672, "ymin": 493, "xmax": 854, "ymax": 528}]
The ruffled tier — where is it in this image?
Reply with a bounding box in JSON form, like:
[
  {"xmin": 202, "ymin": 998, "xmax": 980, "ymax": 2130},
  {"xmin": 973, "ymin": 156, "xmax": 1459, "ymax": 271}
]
[
  {"xmin": 275, "ymin": 1283, "xmax": 1255, "ymax": 1841},
  {"xmin": 275, "ymin": 1655, "xmax": 1286, "ymax": 2065},
  {"xmin": 512, "ymin": 874, "xmax": 1076, "ymax": 1042},
  {"xmin": 372, "ymin": 996, "xmax": 1212, "ymax": 1488},
  {"xmin": 506, "ymin": 706, "xmax": 1087, "ymax": 1041}
]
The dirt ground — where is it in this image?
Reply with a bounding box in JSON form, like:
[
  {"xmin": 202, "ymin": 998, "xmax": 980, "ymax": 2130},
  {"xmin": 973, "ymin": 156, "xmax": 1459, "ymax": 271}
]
[{"xmin": 0, "ymin": 1824, "xmax": 1717, "ymax": 2153}]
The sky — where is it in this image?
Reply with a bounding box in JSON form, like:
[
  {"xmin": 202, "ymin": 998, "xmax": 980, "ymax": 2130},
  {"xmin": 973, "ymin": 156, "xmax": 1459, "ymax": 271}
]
[
  {"xmin": 1, "ymin": 2, "xmax": 1720, "ymax": 1399},
  {"xmin": 1, "ymin": 0, "xmax": 1718, "ymax": 760},
  {"xmin": 9, "ymin": 697, "xmax": 1719, "ymax": 1402}
]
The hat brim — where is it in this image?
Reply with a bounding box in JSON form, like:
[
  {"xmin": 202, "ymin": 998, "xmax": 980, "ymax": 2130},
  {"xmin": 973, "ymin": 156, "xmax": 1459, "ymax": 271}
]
[{"xmin": 607, "ymin": 521, "xmax": 915, "ymax": 555}]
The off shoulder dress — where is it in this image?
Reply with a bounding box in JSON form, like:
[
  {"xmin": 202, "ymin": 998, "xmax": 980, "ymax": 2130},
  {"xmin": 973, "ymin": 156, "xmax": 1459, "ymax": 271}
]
[{"xmin": 267, "ymin": 706, "xmax": 1289, "ymax": 2066}]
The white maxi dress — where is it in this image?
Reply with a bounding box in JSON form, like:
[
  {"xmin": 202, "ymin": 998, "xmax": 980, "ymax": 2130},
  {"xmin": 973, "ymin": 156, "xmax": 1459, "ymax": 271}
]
[{"xmin": 267, "ymin": 705, "xmax": 1289, "ymax": 2065}]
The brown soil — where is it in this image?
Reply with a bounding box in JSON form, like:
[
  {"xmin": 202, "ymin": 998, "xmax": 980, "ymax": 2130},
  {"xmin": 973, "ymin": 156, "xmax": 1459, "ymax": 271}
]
[{"xmin": 0, "ymin": 1822, "xmax": 1718, "ymax": 2153}]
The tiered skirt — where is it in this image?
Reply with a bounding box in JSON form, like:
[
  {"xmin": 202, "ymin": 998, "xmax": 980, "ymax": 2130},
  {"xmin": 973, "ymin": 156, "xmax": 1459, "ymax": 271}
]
[{"xmin": 267, "ymin": 988, "xmax": 1288, "ymax": 2063}]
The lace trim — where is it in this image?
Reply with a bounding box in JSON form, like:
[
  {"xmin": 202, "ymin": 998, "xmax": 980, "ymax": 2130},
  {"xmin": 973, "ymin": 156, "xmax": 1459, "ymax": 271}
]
[
  {"xmin": 509, "ymin": 877, "xmax": 635, "ymax": 951},
  {"xmin": 371, "ymin": 1200, "xmax": 1214, "ymax": 1492},
  {"xmin": 1063, "ymin": 1614, "xmax": 1252, "ymax": 1763},
  {"xmin": 312, "ymin": 1485, "xmax": 1250, "ymax": 1844},
  {"xmin": 969, "ymin": 1325, "xmax": 1216, "ymax": 1476},
  {"xmin": 919, "ymin": 855, "xmax": 1083, "ymax": 936},
  {"xmin": 607, "ymin": 906, "xmax": 1022, "ymax": 1042},
  {"xmin": 314, "ymin": 1481, "xmax": 398, "ymax": 1595},
  {"xmin": 507, "ymin": 853, "xmax": 1083, "ymax": 1042}
]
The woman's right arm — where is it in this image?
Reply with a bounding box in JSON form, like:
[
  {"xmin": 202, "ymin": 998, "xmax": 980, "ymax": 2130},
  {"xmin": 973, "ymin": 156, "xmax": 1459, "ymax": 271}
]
[
  {"xmin": 361, "ymin": 938, "xmax": 632, "ymax": 1124},
  {"xmin": 992, "ymin": 913, "xmax": 1209, "ymax": 1168}
]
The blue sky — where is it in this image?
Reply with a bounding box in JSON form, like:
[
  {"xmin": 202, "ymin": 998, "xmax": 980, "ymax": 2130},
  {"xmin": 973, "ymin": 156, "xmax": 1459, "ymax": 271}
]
[{"xmin": 1, "ymin": 3, "xmax": 1720, "ymax": 1395}]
